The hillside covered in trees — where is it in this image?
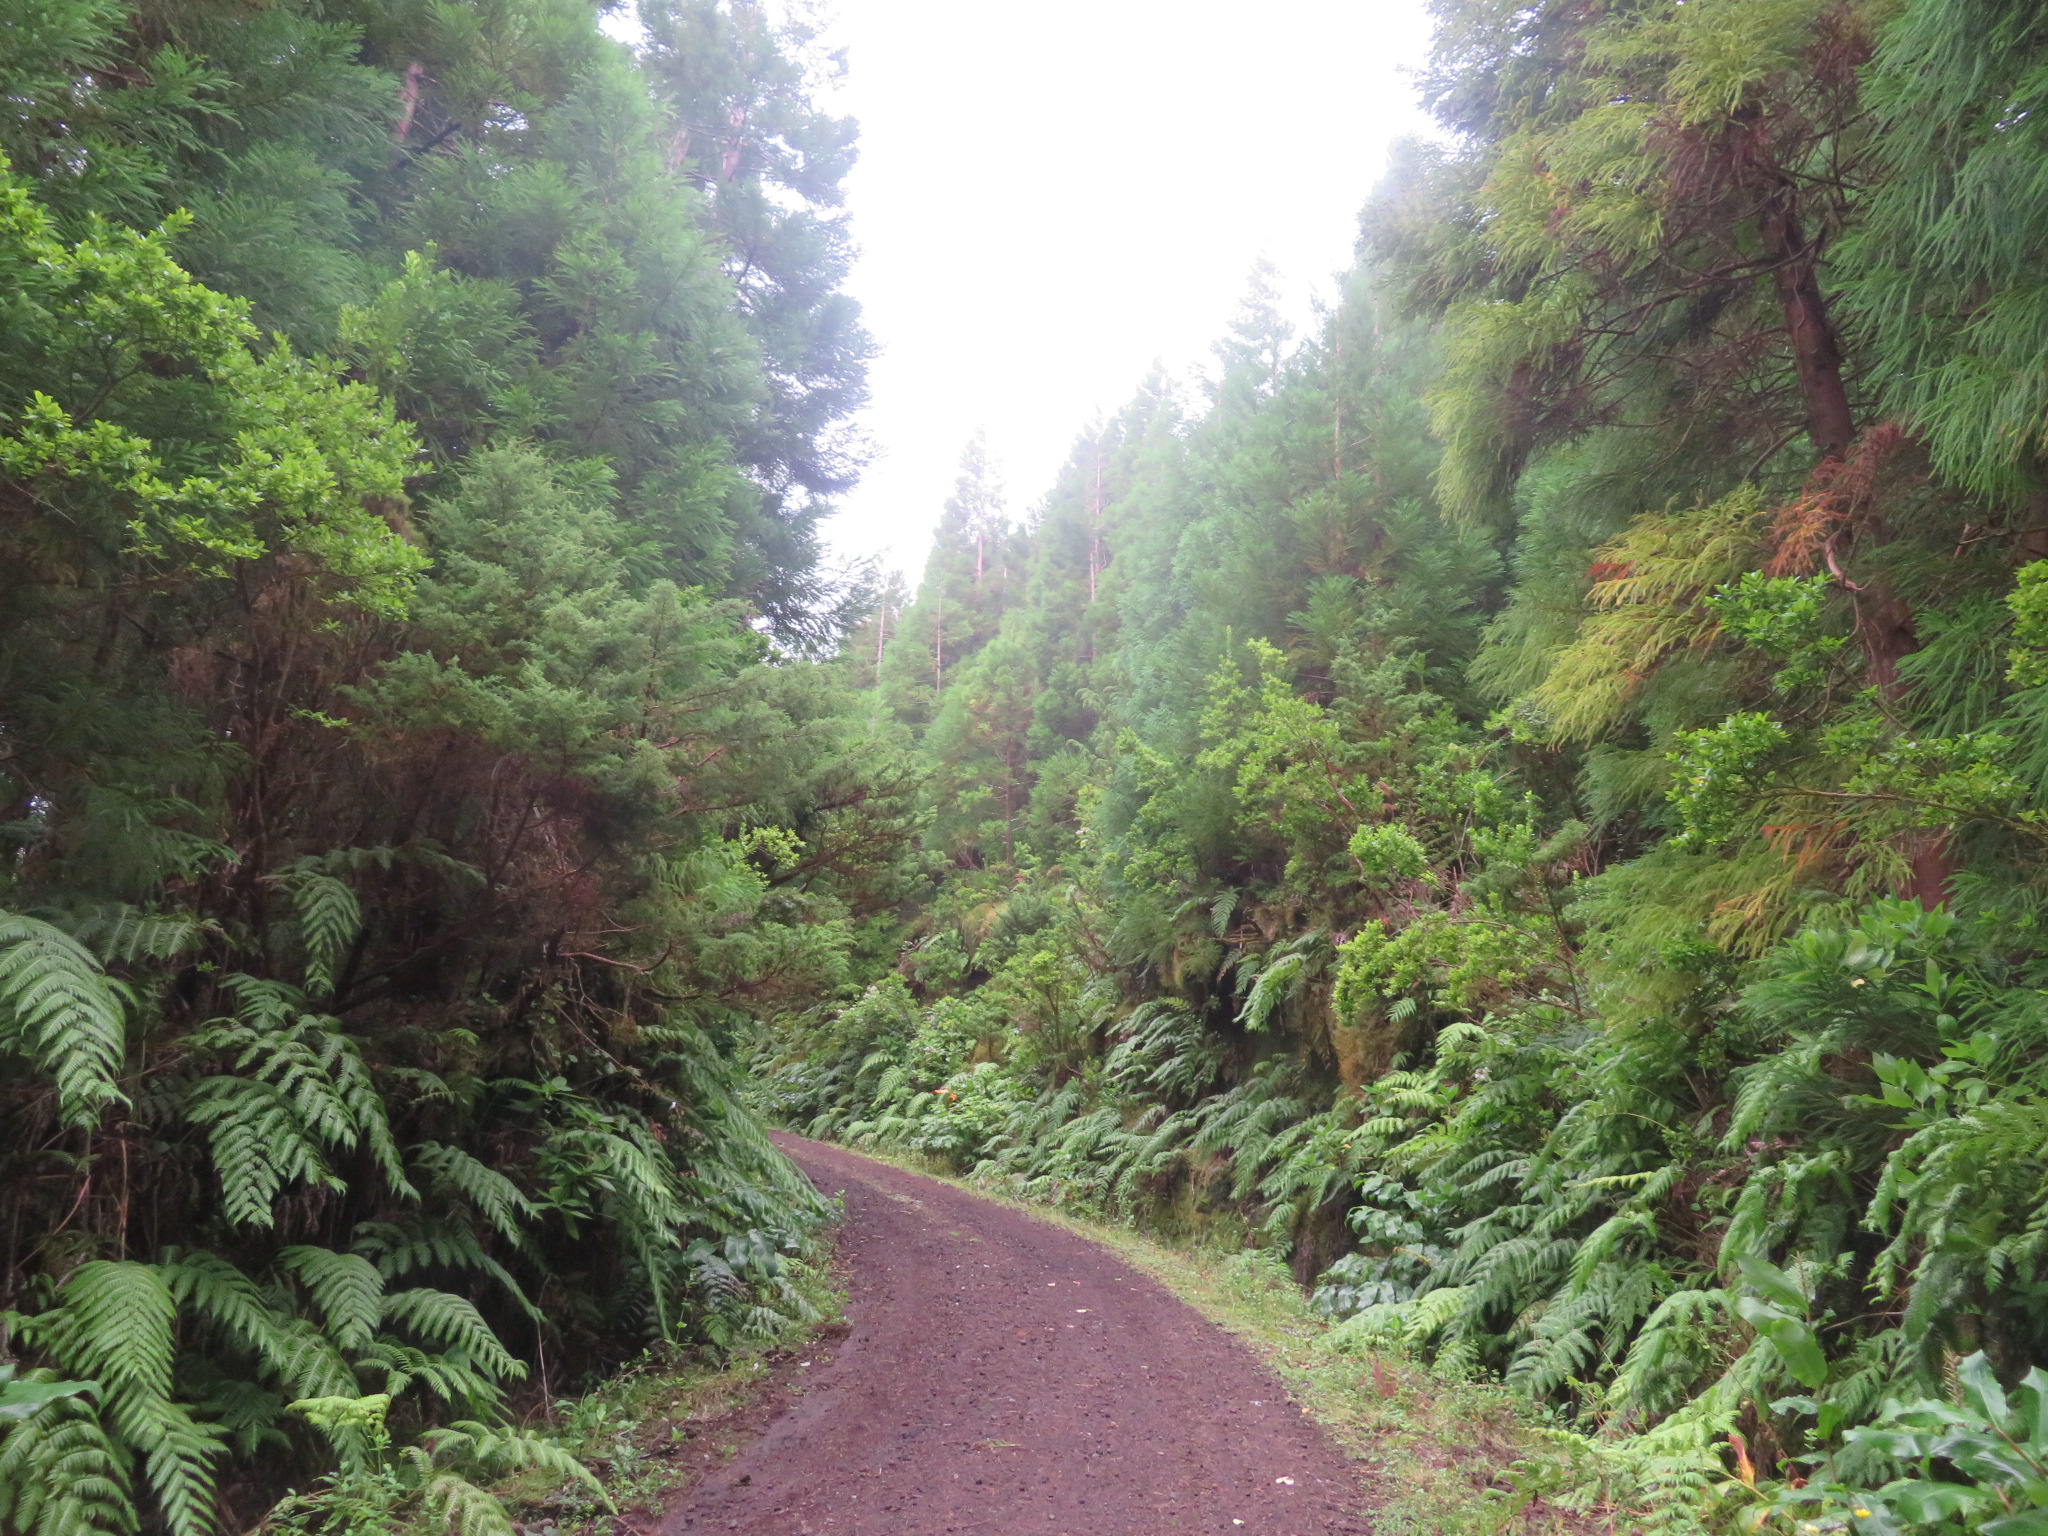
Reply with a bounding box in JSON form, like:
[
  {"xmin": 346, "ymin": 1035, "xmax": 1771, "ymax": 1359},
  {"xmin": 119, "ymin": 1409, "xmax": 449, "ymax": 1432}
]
[
  {"xmin": 0, "ymin": 0, "xmax": 915, "ymax": 1529},
  {"xmin": 11, "ymin": 0, "xmax": 2048, "ymax": 1533},
  {"xmin": 763, "ymin": 0, "xmax": 2048, "ymax": 1531}
]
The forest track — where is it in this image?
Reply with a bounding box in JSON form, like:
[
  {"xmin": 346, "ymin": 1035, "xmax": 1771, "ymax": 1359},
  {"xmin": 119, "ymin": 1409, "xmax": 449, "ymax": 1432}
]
[{"xmin": 659, "ymin": 1135, "xmax": 1369, "ymax": 1536}]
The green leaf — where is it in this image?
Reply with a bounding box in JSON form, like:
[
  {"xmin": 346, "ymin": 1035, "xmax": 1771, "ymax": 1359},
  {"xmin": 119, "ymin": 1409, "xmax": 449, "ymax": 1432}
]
[
  {"xmin": 1737, "ymin": 1297, "xmax": 1827, "ymax": 1389},
  {"xmin": 1881, "ymin": 1478, "xmax": 1988, "ymax": 1523},
  {"xmin": 0, "ymin": 1373, "xmax": 97, "ymax": 1422},
  {"xmin": 1736, "ymin": 1254, "xmax": 1809, "ymax": 1314},
  {"xmin": 1961, "ymin": 1350, "xmax": 2012, "ymax": 1426}
]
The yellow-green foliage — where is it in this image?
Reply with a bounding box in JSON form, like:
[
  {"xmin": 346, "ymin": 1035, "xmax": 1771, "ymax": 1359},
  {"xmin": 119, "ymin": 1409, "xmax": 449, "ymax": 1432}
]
[
  {"xmin": 1595, "ymin": 0, "xmax": 1851, "ymax": 125},
  {"xmin": 0, "ymin": 161, "xmax": 423, "ymax": 612},
  {"xmin": 1334, "ymin": 909, "xmax": 1559, "ymax": 1018},
  {"xmin": 1528, "ymin": 487, "xmax": 1767, "ymax": 743}
]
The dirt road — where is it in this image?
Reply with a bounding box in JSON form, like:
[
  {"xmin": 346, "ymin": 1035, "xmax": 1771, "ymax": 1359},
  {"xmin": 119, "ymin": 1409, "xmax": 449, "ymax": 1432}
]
[{"xmin": 659, "ymin": 1136, "xmax": 1367, "ymax": 1536}]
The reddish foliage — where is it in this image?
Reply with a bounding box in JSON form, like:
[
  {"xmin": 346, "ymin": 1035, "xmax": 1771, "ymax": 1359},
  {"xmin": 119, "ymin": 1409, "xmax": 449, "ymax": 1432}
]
[{"xmin": 1766, "ymin": 422, "xmax": 1912, "ymax": 577}]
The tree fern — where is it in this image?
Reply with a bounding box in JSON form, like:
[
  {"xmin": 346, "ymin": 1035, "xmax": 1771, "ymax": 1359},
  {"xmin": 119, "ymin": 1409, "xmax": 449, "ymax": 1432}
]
[{"xmin": 0, "ymin": 911, "xmax": 129, "ymax": 1126}]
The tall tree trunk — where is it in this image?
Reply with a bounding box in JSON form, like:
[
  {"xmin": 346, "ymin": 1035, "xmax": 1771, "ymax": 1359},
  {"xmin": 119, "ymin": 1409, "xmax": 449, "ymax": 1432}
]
[
  {"xmin": 1757, "ymin": 187, "xmax": 1950, "ymax": 905},
  {"xmin": 1756, "ymin": 193, "xmax": 1857, "ymax": 462}
]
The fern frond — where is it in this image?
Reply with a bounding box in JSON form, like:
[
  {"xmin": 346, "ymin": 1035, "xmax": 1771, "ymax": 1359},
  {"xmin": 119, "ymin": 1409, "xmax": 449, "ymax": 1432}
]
[
  {"xmin": 187, "ymin": 986, "xmax": 415, "ymax": 1222},
  {"xmin": 278, "ymin": 1246, "xmax": 385, "ymax": 1354},
  {"xmin": 380, "ymin": 1289, "xmax": 524, "ymax": 1385},
  {"xmin": 1211, "ymin": 890, "xmax": 1240, "ymax": 937},
  {"xmin": 319, "ymin": 1029, "xmax": 412, "ymax": 1198},
  {"xmin": 0, "ymin": 912, "xmax": 129, "ymax": 1126},
  {"xmin": 0, "ymin": 1387, "xmax": 135, "ymax": 1536},
  {"xmin": 415, "ymin": 1472, "xmax": 514, "ymax": 1536},
  {"xmin": 355, "ymin": 1342, "xmax": 507, "ymax": 1416},
  {"xmin": 409, "ymin": 1145, "xmax": 538, "ymax": 1251},
  {"xmin": 272, "ymin": 867, "xmax": 361, "ymax": 996},
  {"xmin": 17, "ymin": 1262, "xmax": 224, "ymax": 1536},
  {"xmin": 60, "ymin": 905, "xmax": 202, "ymax": 965},
  {"xmin": 426, "ymin": 1423, "xmax": 613, "ymax": 1511},
  {"xmin": 286, "ymin": 1392, "xmax": 392, "ymax": 1478},
  {"xmin": 1237, "ymin": 945, "xmax": 1317, "ymax": 1033},
  {"xmin": 162, "ymin": 1250, "xmax": 355, "ymax": 1400},
  {"xmin": 185, "ymin": 1077, "xmax": 342, "ymax": 1226}
]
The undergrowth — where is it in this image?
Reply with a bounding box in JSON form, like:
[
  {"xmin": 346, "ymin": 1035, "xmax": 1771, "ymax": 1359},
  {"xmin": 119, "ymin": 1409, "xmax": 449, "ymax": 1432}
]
[{"xmin": 487, "ymin": 1255, "xmax": 846, "ymax": 1535}]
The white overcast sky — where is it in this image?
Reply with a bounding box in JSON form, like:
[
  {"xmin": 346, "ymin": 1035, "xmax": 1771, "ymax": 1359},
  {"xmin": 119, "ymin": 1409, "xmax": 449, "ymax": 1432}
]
[
  {"xmin": 814, "ymin": 0, "xmax": 1438, "ymax": 577},
  {"xmin": 611, "ymin": 2, "xmax": 1441, "ymax": 575}
]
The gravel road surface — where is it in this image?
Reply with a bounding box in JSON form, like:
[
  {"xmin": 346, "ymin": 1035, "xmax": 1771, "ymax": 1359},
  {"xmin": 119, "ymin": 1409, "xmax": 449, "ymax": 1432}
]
[{"xmin": 659, "ymin": 1135, "xmax": 1368, "ymax": 1536}]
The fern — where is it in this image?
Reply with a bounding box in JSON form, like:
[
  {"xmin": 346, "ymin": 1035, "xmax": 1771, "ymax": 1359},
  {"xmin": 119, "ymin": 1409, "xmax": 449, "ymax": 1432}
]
[
  {"xmin": 187, "ymin": 980, "xmax": 413, "ymax": 1225},
  {"xmin": 279, "ymin": 1246, "xmax": 385, "ymax": 1354},
  {"xmin": 271, "ymin": 864, "xmax": 362, "ymax": 996},
  {"xmin": 425, "ymin": 1422, "xmax": 613, "ymax": 1510},
  {"xmin": 0, "ymin": 1385, "xmax": 134, "ymax": 1536},
  {"xmin": 161, "ymin": 1249, "xmax": 355, "ymax": 1400},
  {"xmin": 351, "ymin": 1216, "xmax": 536, "ymax": 1322},
  {"xmin": 60, "ymin": 905, "xmax": 202, "ymax": 966},
  {"xmin": 1234, "ymin": 931, "xmax": 1327, "ymax": 1033},
  {"xmin": 185, "ymin": 1075, "xmax": 348, "ymax": 1225},
  {"xmin": 411, "ymin": 1143, "xmax": 539, "ymax": 1251},
  {"xmin": 0, "ymin": 911, "xmax": 129, "ymax": 1126},
  {"xmin": 413, "ymin": 1471, "xmax": 516, "ymax": 1536},
  {"xmin": 278, "ymin": 1393, "xmax": 609, "ymax": 1536},
  {"xmin": 16, "ymin": 1261, "xmax": 225, "ymax": 1536},
  {"xmin": 380, "ymin": 1288, "xmax": 524, "ymax": 1386}
]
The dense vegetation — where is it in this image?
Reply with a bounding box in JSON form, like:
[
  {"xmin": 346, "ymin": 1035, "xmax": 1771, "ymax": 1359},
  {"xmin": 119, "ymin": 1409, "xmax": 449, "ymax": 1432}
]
[
  {"xmin": 14, "ymin": 0, "xmax": 2048, "ymax": 1533},
  {"xmin": 757, "ymin": 1, "xmax": 2048, "ymax": 1532},
  {"xmin": 0, "ymin": 0, "xmax": 915, "ymax": 1531}
]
